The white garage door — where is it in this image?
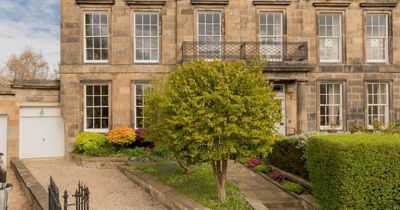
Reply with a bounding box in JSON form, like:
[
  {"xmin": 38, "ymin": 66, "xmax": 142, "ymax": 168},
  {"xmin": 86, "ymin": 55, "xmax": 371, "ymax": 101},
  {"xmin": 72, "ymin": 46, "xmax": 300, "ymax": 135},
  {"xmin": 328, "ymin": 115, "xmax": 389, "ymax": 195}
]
[
  {"xmin": 20, "ymin": 107, "xmax": 65, "ymax": 159},
  {"xmin": 0, "ymin": 115, "xmax": 7, "ymax": 167}
]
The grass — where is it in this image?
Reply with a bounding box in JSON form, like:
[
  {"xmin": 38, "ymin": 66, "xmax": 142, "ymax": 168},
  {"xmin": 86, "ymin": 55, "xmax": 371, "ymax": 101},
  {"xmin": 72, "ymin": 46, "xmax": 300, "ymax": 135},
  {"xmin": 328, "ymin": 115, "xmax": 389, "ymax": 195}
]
[{"xmin": 133, "ymin": 162, "xmax": 252, "ymax": 210}]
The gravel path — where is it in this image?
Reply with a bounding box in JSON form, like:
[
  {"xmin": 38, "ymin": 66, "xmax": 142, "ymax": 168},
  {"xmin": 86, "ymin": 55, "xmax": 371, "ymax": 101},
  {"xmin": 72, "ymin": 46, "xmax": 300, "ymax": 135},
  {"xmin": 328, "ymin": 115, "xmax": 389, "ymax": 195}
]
[
  {"xmin": 24, "ymin": 159, "xmax": 166, "ymax": 210},
  {"xmin": 7, "ymin": 168, "xmax": 30, "ymax": 210}
]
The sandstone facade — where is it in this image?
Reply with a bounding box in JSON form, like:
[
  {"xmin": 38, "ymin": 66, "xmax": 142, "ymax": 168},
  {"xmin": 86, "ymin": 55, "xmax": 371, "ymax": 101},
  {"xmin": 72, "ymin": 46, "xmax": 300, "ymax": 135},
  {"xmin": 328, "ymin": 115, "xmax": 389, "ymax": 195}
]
[{"xmin": 58, "ymin": 0, "xmax": 400, "ymax": 154}]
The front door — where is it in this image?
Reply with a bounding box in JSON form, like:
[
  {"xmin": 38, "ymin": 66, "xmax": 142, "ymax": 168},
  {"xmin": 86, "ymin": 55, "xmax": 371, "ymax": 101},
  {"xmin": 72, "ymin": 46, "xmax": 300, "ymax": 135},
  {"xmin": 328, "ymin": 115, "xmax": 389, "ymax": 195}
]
[
  {"xmin": 273, "ymin": 84, "xmax": 286, "ymax": 135},
  {"xmin": 0, "ymin": 115, "xmax": 7, "ymax": 167}
]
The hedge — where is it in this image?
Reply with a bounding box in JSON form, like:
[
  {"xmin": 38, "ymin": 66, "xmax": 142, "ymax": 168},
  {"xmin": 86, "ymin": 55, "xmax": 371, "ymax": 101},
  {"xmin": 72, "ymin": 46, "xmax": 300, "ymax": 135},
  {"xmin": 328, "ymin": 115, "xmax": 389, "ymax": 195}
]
[
  {"xmin": 306, "ymin": 134, "xmax": 400, "ymax": 209},
  {"xmin": 268, "ymin": 136, "xmax": 308, "ymax": 179}
]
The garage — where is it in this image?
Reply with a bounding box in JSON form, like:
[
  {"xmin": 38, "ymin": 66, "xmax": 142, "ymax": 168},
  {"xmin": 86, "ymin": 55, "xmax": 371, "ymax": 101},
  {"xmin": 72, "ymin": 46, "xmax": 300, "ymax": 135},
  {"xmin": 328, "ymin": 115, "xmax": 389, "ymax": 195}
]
[
  {"xmin": 0, "ymin": 115, "xmax": 7, "ymax": 167},
  {"xmin": 19, "ymin": 106, "xmax": 65, "ymax": 159}
]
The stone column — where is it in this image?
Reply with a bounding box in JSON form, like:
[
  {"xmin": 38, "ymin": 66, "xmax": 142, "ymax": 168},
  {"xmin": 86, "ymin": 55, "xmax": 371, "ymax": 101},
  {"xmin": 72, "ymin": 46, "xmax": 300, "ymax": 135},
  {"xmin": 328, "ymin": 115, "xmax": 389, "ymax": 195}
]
[{"xmin": 297, "ymin": 80, "xmax": 307, "ymax": 134}]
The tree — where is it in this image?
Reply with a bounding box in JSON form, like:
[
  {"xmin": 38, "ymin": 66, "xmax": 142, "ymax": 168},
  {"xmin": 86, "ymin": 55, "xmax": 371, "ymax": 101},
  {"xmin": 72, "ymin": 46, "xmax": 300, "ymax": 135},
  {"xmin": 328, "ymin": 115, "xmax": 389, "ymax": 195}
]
[
  {"xmin": 145, "ymin": 59, "xmax": 281, "ymax": 202},
  {"xmin": 6, "ymin": 48, "xmax": 49, "ymax": 81}
]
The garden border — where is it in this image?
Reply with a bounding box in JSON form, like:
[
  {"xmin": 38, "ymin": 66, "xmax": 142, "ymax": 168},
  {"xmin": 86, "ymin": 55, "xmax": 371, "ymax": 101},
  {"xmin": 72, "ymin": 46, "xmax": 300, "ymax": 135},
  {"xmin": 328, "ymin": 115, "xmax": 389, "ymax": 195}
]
[
  {"xmin": 10, "ymin": 158, "xmax": 47, "ymax": 210},
  {"xmin": 118, "ymin": 165, "xmax": 211, "ymax": 210},
  {"xmin": 70, "ymin": 153, "xmax": 136, "ymax": 169}
]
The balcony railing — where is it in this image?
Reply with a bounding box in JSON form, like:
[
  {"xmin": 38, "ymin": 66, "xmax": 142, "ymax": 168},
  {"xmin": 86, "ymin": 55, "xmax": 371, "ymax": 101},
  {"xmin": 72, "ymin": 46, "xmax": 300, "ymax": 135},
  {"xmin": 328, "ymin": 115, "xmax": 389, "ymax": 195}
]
[{"xmin": 182, "ymin": 41, "xmax": 308, "ymax": 63}]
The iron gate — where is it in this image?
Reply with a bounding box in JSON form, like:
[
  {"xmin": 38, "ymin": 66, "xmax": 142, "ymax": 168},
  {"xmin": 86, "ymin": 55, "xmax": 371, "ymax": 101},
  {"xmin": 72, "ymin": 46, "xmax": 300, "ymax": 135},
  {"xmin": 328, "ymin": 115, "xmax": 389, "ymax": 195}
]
[{"xmin": 48, "ymin": 176, "xmax": 90, "ymax": 210}]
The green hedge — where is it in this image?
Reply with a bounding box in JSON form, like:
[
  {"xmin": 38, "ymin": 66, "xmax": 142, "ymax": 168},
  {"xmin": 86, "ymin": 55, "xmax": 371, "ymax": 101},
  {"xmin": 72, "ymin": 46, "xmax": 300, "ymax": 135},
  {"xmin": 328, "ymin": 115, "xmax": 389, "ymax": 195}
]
[
  {"xmin": 268, "ymin": 136, "xmax": 308, "ymax": 179},
  {"xmin": 306, "ymin": 134, "xmax": 400, "ymax": 209}
]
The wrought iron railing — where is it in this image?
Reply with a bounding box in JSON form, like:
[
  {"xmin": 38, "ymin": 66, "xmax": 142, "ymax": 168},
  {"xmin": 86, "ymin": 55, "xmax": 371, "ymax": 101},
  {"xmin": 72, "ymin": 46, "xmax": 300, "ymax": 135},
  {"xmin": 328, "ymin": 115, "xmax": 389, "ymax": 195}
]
[
  {"xmin": 49, "ymin": 177, "xmax": 90, "ymax": 210},
  {"xmin": 182, "ymin": 41, "xmax": 308, "ymax": 63}
]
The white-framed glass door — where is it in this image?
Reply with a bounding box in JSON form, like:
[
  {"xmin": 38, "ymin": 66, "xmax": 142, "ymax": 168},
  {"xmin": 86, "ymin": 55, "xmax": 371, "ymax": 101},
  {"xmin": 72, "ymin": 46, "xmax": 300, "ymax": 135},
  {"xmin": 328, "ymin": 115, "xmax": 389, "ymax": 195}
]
[{"xmin": 260, "ymin": 12, "xmax": 283, "ymax": 62}]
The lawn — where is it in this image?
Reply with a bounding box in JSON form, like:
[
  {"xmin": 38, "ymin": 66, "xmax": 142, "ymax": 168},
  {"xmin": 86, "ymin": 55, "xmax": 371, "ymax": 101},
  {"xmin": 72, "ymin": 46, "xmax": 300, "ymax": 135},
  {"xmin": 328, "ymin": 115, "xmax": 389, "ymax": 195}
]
[{"xmin": 133, "ymin": 162, "xmax": 252, "ymax": 210}]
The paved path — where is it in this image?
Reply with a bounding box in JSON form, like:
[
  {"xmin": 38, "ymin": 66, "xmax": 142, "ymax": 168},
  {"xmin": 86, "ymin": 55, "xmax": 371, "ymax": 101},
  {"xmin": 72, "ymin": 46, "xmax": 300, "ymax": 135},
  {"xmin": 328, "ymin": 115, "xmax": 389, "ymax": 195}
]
[
  {"xmin": 24, "ymin": 159, "xmax": 166, "ymax": 210},
  {"xmin": 227, "ymin": 162, "xmax": 300, "ymax": 210},
  {"xmin": 7, "ymin": 168, "xmax": 31, "ymax": 210}
]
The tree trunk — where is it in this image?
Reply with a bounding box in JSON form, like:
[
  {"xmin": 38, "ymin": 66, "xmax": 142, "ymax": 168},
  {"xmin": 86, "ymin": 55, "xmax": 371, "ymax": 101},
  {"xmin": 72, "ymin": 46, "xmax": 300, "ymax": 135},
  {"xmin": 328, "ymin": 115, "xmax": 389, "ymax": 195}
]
[
  {"xmin": 177, "ymin": 159, "xmax": 192, "ymax": 174},
  {"xmin": 211, "ymin": 160, "xmax": 228, "ymax": 202}
]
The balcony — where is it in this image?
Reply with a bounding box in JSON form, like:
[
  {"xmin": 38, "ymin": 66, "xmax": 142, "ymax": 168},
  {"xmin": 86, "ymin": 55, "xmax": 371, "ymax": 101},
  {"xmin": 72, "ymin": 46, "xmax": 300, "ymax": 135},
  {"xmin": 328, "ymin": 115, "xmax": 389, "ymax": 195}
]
[{"xmin": 182, "ymin": 41, "xmax": 308, "ymax": 64}]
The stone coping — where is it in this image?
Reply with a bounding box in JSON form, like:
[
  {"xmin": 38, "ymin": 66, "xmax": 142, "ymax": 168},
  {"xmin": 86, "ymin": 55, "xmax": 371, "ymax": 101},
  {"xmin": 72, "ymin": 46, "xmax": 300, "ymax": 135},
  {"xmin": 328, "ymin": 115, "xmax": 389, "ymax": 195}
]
[
  {"xmin": 119, "ymin": 165, "xmax": 211, "ymax": 210},
  {"xmin": 253, "ymin": 0, "xmax": 291, "ymax": 6},
  {"xmin": 10, "ymin": 158, "xmax": 47, "ymax": 210},
  {"xmin": 271, "ymin": 166, "xmax": 313, "ymax": 189},
  {"xmin": 125, "ymin": 0, "xmax": 166, "ymax": 6}
]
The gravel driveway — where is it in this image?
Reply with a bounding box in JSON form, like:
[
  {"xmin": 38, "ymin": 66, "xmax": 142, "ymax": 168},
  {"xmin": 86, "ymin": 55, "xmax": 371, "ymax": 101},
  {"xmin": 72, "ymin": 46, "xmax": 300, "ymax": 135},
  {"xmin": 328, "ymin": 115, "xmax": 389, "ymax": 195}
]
[{"xmin": 24, "ymin": 159, "xmax": 165, "ymax": 210}]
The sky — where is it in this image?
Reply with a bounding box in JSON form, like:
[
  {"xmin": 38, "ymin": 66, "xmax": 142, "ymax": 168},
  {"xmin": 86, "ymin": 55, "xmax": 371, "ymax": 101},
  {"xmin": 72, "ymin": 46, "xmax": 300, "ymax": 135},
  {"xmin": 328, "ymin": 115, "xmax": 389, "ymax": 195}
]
[{"xmin": 0, "ymin": 0, "xmax": 60, "ymax": 72}]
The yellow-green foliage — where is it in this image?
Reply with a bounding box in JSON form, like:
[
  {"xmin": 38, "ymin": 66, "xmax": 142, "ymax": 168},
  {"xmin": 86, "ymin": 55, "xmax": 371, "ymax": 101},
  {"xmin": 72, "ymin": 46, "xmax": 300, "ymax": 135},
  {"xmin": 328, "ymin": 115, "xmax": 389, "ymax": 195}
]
[
  {"xmin": 107, "ymin": 126, "xmax": 136, "ymax": 146},
  {"xmin": 306, "ymin": 134, "xmax": 400, "ymax": 209},
  {"xmin": 145, "ymin": 59, "xmax": 281, "ymax": 164},
  {"xmin": 75, "ymin": 132, "xmax": 107, "ymax": 153}
]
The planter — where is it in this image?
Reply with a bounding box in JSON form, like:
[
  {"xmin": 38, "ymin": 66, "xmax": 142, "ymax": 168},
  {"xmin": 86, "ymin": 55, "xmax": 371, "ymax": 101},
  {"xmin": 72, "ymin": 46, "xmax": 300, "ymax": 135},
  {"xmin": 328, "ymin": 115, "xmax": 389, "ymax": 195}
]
[{"xmin": 71, "ymin": 153, "xmax": 136, "ymax": 169}]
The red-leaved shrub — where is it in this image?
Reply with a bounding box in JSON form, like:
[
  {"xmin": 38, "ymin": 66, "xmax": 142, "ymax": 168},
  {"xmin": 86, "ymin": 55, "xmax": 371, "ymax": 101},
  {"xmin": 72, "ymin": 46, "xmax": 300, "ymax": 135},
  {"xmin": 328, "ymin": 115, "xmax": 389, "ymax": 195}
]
[
  {"xmin": 247, "ymin": 159, "xmax": 263, "ymax": 168},
  {"xmin": 272, "ymin": 170, "xmax": 285, "ymax": 183}
]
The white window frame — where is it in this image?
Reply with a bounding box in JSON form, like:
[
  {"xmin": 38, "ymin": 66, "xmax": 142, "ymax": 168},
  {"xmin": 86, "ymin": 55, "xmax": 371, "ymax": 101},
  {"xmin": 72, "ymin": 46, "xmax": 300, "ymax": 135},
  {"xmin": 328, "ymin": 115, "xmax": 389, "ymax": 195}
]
[
  {"xmin": 83, "ymin": 12, "xmax": 109, "ymax": 63},
  {"xmin": 84, "ymin": 84, "xmax": 110, "ymax": 133},
  {"xmin": 318, "ymin": 13, "xmax": 342, "ymax": 63},
  {"xmin": 366, "ymin": 14, "xmax": 389, "ymax": 63},
  {"xmin": 134, "ymin": 82, "xmax": 151, "ymax": 129},
  {"xmin": 319, "ymin": 83, "xmax": 343, "ymax": 130},
  {"xmin": 197, "ymin": 11, "xmax": 222, "ymax": 60},
  {"xmin": 259, "ymin": 12, "xmax": 284, "ymax": 62},
  {"xmin": 366, "ymin": 82, "xmax": 389, "ymax": 129},
  {"xmin": 133, "ymin": 12, "xmax": 160, "ymax": 63}
]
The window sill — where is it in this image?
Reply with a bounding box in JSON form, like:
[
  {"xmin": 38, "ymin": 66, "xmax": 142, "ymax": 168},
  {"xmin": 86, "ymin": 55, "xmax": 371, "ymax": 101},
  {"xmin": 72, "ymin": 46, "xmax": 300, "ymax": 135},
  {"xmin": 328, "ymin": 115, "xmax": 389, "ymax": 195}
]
[
  {"xmin": 84, "ymin": 129, "xmax": 109, "ymax": 133},
  {"xmin": 83, "ymin": 60, "xmax": 109, "ymax": 64}
]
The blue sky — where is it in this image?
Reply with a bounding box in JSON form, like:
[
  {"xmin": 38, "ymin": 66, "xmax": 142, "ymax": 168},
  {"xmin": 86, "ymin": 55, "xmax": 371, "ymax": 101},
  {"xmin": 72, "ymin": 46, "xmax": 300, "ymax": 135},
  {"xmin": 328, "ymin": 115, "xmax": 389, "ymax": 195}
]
[{"xmin": 0, "ymin": 0, "xmax": 59, "ymax": 71}]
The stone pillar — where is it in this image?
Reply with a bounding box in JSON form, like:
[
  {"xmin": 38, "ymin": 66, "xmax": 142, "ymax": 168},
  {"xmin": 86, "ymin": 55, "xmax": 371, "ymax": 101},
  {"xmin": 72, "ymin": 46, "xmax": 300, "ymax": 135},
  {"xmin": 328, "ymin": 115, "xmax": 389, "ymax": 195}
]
[{"xmin": 297, "ymin": 81, "xmax": 307, "ymax": 134}]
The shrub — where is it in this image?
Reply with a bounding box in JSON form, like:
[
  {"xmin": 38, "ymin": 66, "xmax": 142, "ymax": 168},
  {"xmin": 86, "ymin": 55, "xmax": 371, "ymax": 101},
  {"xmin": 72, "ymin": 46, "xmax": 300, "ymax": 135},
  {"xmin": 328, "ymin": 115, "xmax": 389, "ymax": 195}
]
[
  {"xmin": 306, "ymin": 134, "xmax": 400, "ymax": 210},
  {"xmin": 108, "ymin": 126, "xmax": 136, "ymax": 146},
  {"xmin": 282, "ymin": 181, "xmax": 304, "ymax": 194},
  {"xmin": 131, "ymin": 128, "xmax": 154, "ymax": 148},
  {"xmin": 74, "ymin": 132, "xmax": 107, "ymax": 154},
  {"xmin": 271, "ymin": 170, "xmax": 285, "ymax": 183},
  {"xmin": 254, "ymin": 164, "xmax": 271, "ymax": 173},
  {"xmin": 268, "ymin": 136, "xmax": 309, "ymax": 179},
  {"xmin": 247, "ymin": 159, "xmax": 263, "ymax": 168}
]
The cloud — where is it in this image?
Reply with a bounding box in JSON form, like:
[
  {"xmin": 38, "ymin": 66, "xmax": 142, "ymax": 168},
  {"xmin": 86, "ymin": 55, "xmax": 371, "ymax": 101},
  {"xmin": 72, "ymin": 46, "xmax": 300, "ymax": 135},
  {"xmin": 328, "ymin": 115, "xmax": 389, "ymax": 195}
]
[{"xmin": 0, "ymin": 0, "xmax": 60, "ymax": 72}]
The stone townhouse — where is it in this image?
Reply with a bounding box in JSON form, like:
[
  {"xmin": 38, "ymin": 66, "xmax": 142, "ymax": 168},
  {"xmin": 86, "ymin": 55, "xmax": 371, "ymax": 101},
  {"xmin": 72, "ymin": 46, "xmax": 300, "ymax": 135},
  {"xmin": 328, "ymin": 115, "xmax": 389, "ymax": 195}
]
[{"xmin": 1, "ymin": 0, "xmax": 400, "ymax": 162}]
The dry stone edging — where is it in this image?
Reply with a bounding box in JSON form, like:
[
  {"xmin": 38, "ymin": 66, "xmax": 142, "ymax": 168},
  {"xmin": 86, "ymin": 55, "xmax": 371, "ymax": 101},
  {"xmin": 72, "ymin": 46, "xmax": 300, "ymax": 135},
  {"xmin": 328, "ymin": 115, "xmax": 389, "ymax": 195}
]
[
  {"xmin": 118, "ymin": 165, "xmax": 211, "ymax": 210},
  {"xmin": 10, "ymin": 158, "xmax": 47, "ymax": 210}
]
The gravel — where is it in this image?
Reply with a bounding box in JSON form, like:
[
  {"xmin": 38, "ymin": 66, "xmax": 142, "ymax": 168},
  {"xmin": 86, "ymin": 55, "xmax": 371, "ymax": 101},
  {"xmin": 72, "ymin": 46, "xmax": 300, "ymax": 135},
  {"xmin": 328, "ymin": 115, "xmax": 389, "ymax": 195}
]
[{"xmin": 24, "ymin": 159, "xmax": 166, "ymax": 210}]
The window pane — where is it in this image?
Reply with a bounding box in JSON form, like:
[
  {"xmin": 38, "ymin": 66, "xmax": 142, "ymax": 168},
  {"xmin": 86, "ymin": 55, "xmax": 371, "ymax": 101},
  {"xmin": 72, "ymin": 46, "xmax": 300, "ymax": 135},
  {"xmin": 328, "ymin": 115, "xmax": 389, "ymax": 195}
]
[
  {"xmin": 87, "ymin": 119, "xmax": 93, "ymax": 129},
  {"xmin": 85, "ymin": 25, "xmax": 92, "ymax": 36},
  {"xmin": 136, "ymin": 14, "xmax": 142, "ymax": 24},
  {"xmin": 101, "ymin": 119, "xmax": 109, "ymax": 128},
  {"xmin": 151, "ymin": 14, "xmax": 157, "ymax": 24},
  {"xmin": 143, "ymin": 14, "xmax": 150, "ymax": 24},
  {"xmin": 101, "ymin": 108, "xmax": 108, "ymax": 118},
  {"xmin": 86, "ymin": 108, "xmax": 93, "ymax": 118},
  {"xmin": 101, "ymin": 14, "xmax": 107, "ymax": 24},
  {"xmin": 94, "ymin": 96, "xmax": 101, "ymax": 106},
  {"xmin": 85, "ymin": 13, "xmax": 92, "ymax": 24},
  {"xmin": 94, "ymin": 37, "xmax": 100, "ymax": 48}
]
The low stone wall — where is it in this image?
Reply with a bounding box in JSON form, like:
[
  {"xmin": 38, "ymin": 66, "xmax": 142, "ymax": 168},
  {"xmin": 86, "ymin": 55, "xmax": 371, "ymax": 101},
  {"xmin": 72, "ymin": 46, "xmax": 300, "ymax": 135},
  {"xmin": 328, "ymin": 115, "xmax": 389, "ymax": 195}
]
[
  {"xmin": 71, "ymin": 153, "xmax": 135, "ymax": 169},
  {"xmin": 10, "ymin": 158, "xmax": 47, "ymax": 210},
  {"xmin": 118, "ymin": 165, "xmax": 211, "ymax": 210}
]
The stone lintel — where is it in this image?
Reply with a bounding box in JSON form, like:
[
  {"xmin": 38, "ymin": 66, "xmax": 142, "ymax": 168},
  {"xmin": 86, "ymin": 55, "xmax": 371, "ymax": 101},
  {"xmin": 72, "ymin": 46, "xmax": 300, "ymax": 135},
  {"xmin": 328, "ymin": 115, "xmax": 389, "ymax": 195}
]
[
  {"xmin": 191, "ymin": 0, "xmax": 229, "ymax": 6},
  {"xmin": 125, "ymin": 0, "xmax": 166, "ymax": 6},
  {"xmin": 76, "ymin": 0, "xmax": 115, "ymax": 5},
  {"xmin": 359, "ymin": 3, "xmax": 397, "ymax": 8},
  {"xmin": 253, "ymin": 1, "xmax": 291, "ymax": 6},
  {"xmin": 312, "ymin": 2, "xmax": 351, "ymax": 8}
]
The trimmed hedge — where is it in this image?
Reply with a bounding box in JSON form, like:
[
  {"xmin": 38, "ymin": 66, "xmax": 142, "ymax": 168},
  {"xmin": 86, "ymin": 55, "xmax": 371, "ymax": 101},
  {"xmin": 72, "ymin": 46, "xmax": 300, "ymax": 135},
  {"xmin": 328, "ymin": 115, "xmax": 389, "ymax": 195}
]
[{"xmin": 306, "ymin": 134, "xmax": 400, "ymax": 209}]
